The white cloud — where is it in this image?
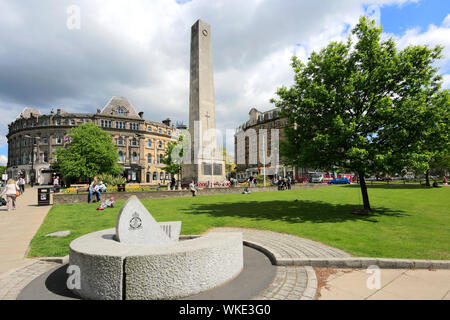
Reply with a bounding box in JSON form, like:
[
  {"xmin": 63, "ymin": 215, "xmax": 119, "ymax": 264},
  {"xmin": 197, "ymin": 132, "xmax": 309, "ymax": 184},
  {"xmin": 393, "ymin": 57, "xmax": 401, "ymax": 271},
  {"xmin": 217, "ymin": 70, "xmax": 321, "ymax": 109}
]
[
  {"xmin": 0, "ymin": 0, "xmax": 445, "ymax": 149},
  {"xmin": 0, "ymin": 155, "xmax": 7, "ymax": 166},
  {"xmin": 386, "ymin": 14, "xmax": 450, "ymax": 82}
]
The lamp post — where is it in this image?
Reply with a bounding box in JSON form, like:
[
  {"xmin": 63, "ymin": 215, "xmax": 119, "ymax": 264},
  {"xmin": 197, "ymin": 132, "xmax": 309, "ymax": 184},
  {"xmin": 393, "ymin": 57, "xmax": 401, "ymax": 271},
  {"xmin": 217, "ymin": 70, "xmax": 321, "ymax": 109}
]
[{"xmin": 24, "ymin": 135, "xmax": 40, "ymax": 187}]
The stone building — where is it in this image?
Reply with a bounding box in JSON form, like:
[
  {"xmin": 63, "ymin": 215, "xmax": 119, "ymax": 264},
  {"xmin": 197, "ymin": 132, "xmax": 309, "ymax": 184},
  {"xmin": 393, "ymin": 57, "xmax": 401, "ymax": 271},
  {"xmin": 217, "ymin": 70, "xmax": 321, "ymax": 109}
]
[
  {"xmin": 234, "ymin": 107, "xmax": 309, "ymax": 181},
  {"xmin": 6, "ymin": 97, "xmax": 177, "ymax": 185}
]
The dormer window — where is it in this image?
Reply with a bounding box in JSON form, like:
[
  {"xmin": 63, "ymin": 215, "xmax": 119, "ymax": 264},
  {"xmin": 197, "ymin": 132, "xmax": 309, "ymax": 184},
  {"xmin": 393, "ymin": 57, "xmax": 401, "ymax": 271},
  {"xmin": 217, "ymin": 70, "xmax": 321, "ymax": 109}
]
[{"xmin": 117, "ymin": 107, "xmax": 124, "ymax": 115}]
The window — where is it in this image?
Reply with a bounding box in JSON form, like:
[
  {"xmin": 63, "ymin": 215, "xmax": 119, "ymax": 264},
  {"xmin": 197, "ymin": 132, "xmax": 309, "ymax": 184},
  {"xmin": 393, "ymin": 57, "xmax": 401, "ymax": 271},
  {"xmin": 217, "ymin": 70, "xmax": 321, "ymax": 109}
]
[
  {"xmin": 165, "ymin": 173, "xmax": 169, "ymax": 180},
  {"xmin": 153, "ymin": 172, "xmax": 157, "ymax": 181},
  {"xmin": 132, "ymin": 152, "xmax": 138, "ymax": 163},
  {"xmin": 42, "ymin": 119, "xmax": 48, "ymax": 126},
  {"xmin": 55, "ymin": 119, "xmax": 61, "ymax": 126},
  {"xmin": 158, "ymin": 141, "xmax": 162, "ymax": 148},
  {"xmin": 118, "ymin": 137, "xmax": 123, "ymax": 145},
  {"xmin": 147, "ymin": 126, "xmax": 152, "ymax": 132},
  {"xmin": 42, "ymin": 137, "xmax": 48, "ymax": 144},
  {"xmin": 160, "ymin": 172, "xmax": 164, "ymax": 181},
  {"xmin": 158, "ymin": 128, "xmax": 162, "ymax": 134},
  {"xmin": 118, "ymin": 151, "xmax": 124, "ymax": 162},
  {"xmin": 118, "ymin": 108, "xmax": 124, "ymax": 115},
  {"xmin": 147, "ymin": 139, "xmax": 152, "ymax": 148},
  {"xmin": 159, "ymin": 154, "xmax": 164, "ymax": 164},
  {"xmin": 147, "ymin": 154, "xmax": 152, "ymax": 164},
  {"xmin": 71, "ymin": 120, "xmax": 75, "ymax": 126},
  {"xmin": 132, "ymin": 138, "xmax": 137, "ymax": 146},
  {"xmin": 101, "ymin": 120, "xmax": 104, "ymax": 127},
  {"xmin": 56, "ymin": 136, "xmax": 62, "ymax": 144}
]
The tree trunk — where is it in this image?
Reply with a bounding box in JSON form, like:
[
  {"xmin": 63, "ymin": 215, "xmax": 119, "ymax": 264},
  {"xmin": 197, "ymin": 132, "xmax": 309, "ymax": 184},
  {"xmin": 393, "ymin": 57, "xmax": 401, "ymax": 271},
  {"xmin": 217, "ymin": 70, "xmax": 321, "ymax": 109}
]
[
  {"xmin": 425, "ymin": 169, "xmax": 430, "ymax": 187},
  {"xmin": 358, "ymin": 172, "xmax": 371, "ymax": 212}
]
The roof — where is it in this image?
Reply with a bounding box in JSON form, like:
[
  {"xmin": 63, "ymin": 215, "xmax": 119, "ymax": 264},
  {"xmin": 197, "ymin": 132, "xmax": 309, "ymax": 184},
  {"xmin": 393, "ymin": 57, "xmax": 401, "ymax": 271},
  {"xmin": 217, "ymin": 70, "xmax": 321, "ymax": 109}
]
[
  {"xmin": 17, "ymin": 107, "xmax": 41, "ymax": 119},
  {"xmin": 100, "ymin": 96, "xmax": 141, "ymax": 119}
]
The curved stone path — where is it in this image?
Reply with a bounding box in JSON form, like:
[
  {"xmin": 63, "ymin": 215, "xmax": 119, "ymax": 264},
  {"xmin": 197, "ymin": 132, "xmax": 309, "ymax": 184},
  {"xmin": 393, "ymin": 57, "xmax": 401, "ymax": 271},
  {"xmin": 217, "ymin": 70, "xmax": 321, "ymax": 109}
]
[
  {"xmin": 207, "ymin": 227, "xmax": 351, "ymax": 300},
  {"xmin": 209, "ymin": 227, "xmax": 350, "ymax": 263}
]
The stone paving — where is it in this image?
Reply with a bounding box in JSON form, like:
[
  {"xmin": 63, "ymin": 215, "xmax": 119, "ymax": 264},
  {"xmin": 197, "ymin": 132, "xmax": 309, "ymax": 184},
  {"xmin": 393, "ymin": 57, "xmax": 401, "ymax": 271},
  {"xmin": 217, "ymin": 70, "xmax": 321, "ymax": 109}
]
[
  {"xmin": 209, "ymin": 227, "xmax": 350, "ymax": 263},
  {"xmin": 318, "ymin": 268, "xmax": 450, "ymax": 300},
  {"xmin": 0, "ymin": 259, "xmax": 59, "ymax": 300},
  {"xmin": 253, "ymin": 266, "xmax": 317, "ymax": 300},
  {"xmin": 0, "ymin": 186, "xmax": 52, "ymax": 274}
]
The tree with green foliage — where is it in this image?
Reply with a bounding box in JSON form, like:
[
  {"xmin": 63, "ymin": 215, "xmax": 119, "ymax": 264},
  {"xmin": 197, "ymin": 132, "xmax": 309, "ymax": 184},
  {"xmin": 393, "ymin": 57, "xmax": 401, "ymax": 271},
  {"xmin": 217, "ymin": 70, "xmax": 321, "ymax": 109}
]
[
  {"xmin": 0, "ymin": 166, "xmax": 6, "ymax": 177},
  {"xmin": 161, "ymin": 134, "xmax": 186, "ymax": 180},
  {"xmin": 272, "ymin": 16, "xmax": 448, "ymax": 213},
  {"xmin": 54, "ymin": 122, "xmax": 123, "ymax": 180},
  {"xmin": 412, "ymin": 89, "xmax": 449, "ymax": 186}
]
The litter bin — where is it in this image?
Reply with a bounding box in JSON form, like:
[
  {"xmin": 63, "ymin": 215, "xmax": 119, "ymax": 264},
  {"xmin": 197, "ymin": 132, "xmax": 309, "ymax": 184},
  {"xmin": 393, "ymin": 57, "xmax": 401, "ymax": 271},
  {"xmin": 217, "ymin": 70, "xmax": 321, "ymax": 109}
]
[
  {"xmin": 117, "ymin": 184, "xmax": 126, "ymax": 192},
  {"xmin": 38, "ymin": 188, "xmax": 51, "ymax": 206}
]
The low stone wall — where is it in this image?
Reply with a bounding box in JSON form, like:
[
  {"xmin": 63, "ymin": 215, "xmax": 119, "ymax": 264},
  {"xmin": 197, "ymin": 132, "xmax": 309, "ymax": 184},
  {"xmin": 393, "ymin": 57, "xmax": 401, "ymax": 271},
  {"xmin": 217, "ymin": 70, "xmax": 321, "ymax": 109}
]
[
  {"xmin": 53, "ymin": 183, "xmax": 328, "ymax": 204},
  {"xmin": 69, "ymin": 228, "xmax": 243, "ymax": 300}
]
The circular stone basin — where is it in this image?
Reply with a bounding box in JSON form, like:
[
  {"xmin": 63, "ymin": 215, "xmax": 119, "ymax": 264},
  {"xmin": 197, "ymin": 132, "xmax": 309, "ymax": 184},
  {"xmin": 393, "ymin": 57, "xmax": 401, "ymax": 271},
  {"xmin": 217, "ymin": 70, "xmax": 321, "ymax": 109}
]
[{"xmin": 69, "ymin": 228, "xmax": 243, "ymax": 300}]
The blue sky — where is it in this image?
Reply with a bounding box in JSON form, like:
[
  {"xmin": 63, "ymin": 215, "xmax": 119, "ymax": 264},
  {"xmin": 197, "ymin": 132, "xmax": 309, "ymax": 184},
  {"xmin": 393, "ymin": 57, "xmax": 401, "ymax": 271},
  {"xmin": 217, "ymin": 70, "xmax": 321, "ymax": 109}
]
[
  {"xmin": 0, "ymin": 0, "xmax": 449, "ymax": 164},
  {"xmin": 379, "ymin": 0, "xmax": 450, "ymax": 34}
]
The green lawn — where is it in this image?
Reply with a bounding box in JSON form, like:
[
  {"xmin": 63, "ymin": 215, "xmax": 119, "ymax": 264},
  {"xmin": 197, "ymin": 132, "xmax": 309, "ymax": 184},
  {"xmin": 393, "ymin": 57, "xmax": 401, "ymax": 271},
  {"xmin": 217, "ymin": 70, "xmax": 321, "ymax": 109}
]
[{"xmin": 28, "ymin": 185, "xmax": 450, "ymax": 260}]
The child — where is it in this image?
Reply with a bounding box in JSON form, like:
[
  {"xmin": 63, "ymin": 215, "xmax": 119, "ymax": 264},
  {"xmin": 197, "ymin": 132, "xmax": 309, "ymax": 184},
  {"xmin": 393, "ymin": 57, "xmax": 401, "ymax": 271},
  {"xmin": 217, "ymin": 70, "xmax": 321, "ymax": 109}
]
[{"xmin": 97, "ymin": 196, "xmax": 115, "ymax": 211}]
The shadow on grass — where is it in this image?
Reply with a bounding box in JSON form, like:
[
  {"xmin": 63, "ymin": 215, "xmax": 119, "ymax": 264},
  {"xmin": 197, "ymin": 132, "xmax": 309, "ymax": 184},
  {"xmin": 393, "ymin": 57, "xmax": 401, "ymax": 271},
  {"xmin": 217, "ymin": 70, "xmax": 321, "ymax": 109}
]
[
  {"xmin": 182, "ymin": 199, "xmax": 407, "ymax": 224},
  {"xmin": 343, "ymin": 184, "xmax": 432, "ymax": 190}
]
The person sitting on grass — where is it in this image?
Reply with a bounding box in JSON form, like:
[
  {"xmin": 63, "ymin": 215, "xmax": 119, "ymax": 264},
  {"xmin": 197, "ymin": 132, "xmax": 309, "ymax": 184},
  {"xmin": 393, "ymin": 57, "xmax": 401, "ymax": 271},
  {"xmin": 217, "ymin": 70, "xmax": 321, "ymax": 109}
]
[{"xmin": 97, "ymin": 196, "xmax": 115, "ymax": 211}]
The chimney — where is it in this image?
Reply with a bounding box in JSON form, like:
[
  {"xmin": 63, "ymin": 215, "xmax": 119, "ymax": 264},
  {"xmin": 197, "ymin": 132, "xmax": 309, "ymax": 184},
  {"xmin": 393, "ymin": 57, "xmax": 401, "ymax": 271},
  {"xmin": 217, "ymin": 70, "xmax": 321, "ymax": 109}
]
[
  {"xmin": 162, "ymin": 118, "xmax": 171, "ymax": 127},
  {"xmin": 139, "ymin": 112, "xmax": 144, "ymax": 119}
]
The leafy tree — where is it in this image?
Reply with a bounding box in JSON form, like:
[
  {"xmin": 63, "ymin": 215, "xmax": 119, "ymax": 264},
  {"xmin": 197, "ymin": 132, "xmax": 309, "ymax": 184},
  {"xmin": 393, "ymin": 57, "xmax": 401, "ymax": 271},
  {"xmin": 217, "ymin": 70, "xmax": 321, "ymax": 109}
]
[
  {"xmin": 162, "ymin": 135, "xmax": 185, "ymax": 180},
  {"xmin": 217, "ymin": 146, "xmax": 236, "ymax": 174},
  {"xmin": 412, "ymin": 90, "xmax": 449, "ymax": 186},
  {"xmin": 272, "ymin": 16, "xmax": 447, "ymax": 213},
  {"xmin": 0, "ymin": 166, "xmax": 6, "ymax": 176},
  {"xmin": 54, "ymin": 122, "xmax": 123, "ymax": 180}
]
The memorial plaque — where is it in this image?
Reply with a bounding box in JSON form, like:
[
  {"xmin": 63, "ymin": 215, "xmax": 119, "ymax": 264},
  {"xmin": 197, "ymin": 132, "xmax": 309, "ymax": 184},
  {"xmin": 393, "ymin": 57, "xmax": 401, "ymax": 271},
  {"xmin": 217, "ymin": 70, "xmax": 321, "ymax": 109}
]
[{"xmin": 115, "ymin": 196, "xmax": 172, "ymax": 245}]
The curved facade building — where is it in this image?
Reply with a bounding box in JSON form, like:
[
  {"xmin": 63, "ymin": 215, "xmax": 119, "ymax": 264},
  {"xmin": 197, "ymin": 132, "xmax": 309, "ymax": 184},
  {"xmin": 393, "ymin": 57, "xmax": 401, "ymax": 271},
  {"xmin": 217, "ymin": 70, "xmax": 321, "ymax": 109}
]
[{"xmin": 6, "ymin": 97, "xmax": 177, "ymax": 185}]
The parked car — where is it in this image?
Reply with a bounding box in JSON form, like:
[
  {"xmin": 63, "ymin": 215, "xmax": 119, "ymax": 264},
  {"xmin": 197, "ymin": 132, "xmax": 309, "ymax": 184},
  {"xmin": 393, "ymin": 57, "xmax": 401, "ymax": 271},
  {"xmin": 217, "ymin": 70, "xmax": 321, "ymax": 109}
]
[
  {"xmin": 310, "ymin": 173, "xmax": 324, "ymax": 183},
  {"xmin": 328, "ymin": 177, "xmax": 350, "ymax": 184}
]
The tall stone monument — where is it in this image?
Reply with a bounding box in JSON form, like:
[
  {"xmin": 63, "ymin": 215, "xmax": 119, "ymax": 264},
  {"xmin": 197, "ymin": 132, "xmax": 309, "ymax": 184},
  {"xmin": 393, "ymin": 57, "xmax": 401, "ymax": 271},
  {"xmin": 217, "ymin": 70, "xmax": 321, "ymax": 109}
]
[{"xmin": 182, "ymin": 19, "xmax": 226, "ymax": 184}]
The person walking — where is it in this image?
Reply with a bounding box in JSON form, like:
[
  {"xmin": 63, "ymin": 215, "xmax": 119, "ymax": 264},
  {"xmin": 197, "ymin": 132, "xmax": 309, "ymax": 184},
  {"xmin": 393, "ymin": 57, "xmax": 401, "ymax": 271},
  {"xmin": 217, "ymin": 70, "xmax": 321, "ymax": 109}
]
[
  {"xmin": 189, "ymin": 180, "xmax": 198, "ymax": 197},
  {"xmin": 443, "ymin": 176, "xmax": 447, "ymax": 185},
  {"xmin": 0, "ymin": 179, "xmax": 20, "ymax": 212},
  {"xmin": 18, "ymin": 177, "xmax": 25, "ymax": 195},
  {"xmin": 287, "ymin": 177, "xmax": 292, "ymax": 190}
]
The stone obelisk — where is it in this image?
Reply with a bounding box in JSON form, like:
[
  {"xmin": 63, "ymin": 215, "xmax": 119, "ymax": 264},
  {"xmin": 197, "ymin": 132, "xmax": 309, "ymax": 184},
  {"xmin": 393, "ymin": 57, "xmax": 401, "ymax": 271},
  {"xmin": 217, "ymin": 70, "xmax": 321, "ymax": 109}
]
[{"xmin": 182, "ymin": 19, "xmax": 226, "ymax": 185}]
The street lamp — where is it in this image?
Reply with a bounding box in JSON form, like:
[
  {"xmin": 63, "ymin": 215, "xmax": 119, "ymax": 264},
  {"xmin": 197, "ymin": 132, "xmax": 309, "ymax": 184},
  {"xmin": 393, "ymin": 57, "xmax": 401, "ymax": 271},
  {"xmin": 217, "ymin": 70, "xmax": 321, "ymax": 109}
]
[{"xmin": 24, "ymin": 135, "xmax": 40, "ymax": 187}]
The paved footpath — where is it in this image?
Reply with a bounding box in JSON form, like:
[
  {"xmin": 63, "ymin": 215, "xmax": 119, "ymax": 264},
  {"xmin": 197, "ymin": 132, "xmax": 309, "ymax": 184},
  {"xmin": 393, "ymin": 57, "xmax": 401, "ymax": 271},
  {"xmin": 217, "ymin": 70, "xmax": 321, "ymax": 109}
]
[
  {"xmin": 318, "ymin": 268, "xmax": 450, "ymax": 300},
  {"xmin": 0, "ymin": 187, "xmax": 52, "ymax": 275}
]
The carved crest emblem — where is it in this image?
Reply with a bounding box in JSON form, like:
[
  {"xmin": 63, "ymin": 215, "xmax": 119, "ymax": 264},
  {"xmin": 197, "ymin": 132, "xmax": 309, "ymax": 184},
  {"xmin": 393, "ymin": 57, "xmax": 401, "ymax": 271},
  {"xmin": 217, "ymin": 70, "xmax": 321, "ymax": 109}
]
[{"xmin": 129, "ymin": 212, "xmax": 143, "ymax": 231}]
